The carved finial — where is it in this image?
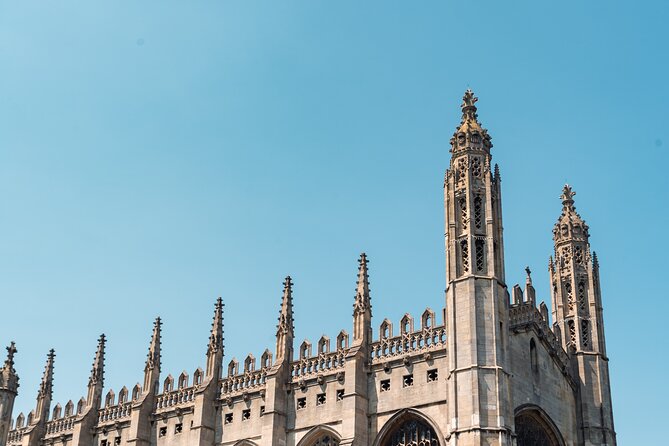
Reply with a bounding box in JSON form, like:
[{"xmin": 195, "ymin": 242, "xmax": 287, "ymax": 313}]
[
  {"xmin": 462, "ymin": 89, "xmax": 478, "ymax": 108},
  {"xmin": 525, "ymin": 266, "xmax": 532, "ymax": 285},
  {"xmin": 4, "ymin": 342, "xmax": 17, "ymax": 370},
  {"xmin": 593, "ymin": 251, "xmax": 599, "ymax": 268},
  {"xmin": 494, "ymin": 163, "xmax": 500, "ymax": 180},
  {"xmin": 561, "ymin": 184, "xmax": 576, "ymax": 210},
  {"xmin": 460, "ymin": 89, "xmax": 479, "ymax": 122},
  {"xmin": 354, "ymin": 253, "xmax": 371, "ymax": 313}
]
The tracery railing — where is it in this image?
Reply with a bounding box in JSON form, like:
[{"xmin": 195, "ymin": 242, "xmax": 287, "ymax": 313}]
[
  {"xmin": 98, "ymin": 402, "xmax": 132, "ymax": 423},
  {"xmin": 291, "ymin": 349, "xmax": 347, "ymax": 380},
  {"xmin": 7, "ymin": 427, "xmax": 27, "ymax": 444},
  {"xmin": 156, "ymin": 386, "xmax": 196, "ymax": 409},
  {"xmin": 369, "ymin": 326, "xmax": 446, "ymax": 362},
  {"xmin": 220, "ymin": 369, "xmax": 267, "ymax": 395},
  {"xmin": 45, "ymin": 415, "xmax": 76, "ymax": 435}
]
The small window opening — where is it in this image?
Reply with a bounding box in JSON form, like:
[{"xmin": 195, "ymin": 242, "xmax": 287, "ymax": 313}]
[{"xmin": 380, "ymin": 379, "xmax": 390, "ymax": 392}]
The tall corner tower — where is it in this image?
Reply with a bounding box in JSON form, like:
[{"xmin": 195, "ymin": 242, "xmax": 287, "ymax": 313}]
[
  {"xmin": 549, "ymin": 185, "xmax": 616, "ymax": 445},
  {"xmin": 444, "ymin": 90, "xmax": 513, "ymax": 445}
]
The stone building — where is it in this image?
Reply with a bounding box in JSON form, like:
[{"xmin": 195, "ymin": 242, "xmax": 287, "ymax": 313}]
[{"xmin": 0, "ymin": 91, "xmax": 616, "ymax": 446}]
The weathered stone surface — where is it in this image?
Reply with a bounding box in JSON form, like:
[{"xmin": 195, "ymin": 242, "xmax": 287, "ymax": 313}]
[{"xmin": 0, "ymin": 91, "xmax": 615, "ymax": 446}]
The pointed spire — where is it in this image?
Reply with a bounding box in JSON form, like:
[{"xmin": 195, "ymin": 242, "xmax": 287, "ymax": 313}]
[
  {"xmin": 354, "ymin": 253, "xmax": 371, "ymax": 314},
  {"xmin": 34, "ymin": 349, "xmax": 55, "ymax": 423},
  {"xmin": 205, "ymin": 298, "xmax": 224, "ymax": 378},
  {"xmin": 143, "ymin": 318, "xmax": 161, "ymax": 392},
  {"xmin": 86, "ymin": 334, "xmax": 106, "ymax": 408},
  {"xmin": 207, "ymin": 298, "xmax": 224, "ymax": 357},
  {"xmin": 146, "ymin": 318, "xmax": 161, "ymax": 373},
  {"xmin": 275, "ymin": 276, "xmax": 295, "ymax": 362},
  {"xmin": 89, "ymin": 334, "xmax": 105, "ymax": 387},
  {"xmin": 277, "ymin": 276, "xmax": 294, "ymax": 336},
  {"xmin": 3, "ymin": 342, "xmax": 17, "ymax": 370},
  {"xmin": 38, "ymin": 350, "xmax": 55, "ymax": 400}
]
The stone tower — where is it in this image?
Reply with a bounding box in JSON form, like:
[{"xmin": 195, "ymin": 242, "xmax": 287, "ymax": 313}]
[
  {"xmin": 549, "ymin": 185, "xmax": 616, "ymax": 445},
  {"xmin": 444, "ymin": 90, "xmax": 514, "ymax": 445},
  {"xmin": 0, "ymin": 343, "xmax": 19, "ymax": 446}
]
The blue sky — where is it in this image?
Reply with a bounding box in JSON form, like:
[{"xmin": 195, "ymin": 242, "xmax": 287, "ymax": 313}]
[{"xmin": 0, "ymin": 1, "xmax": 667, "ymax": 443}]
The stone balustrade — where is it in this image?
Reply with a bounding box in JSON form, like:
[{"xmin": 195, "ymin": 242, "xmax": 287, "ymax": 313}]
[
  {"xmin": 369, "ymin": 326, "xmax": 447, "ymax": 362},
  {"xmin": 98, "ymin": 402, "xmax": 132, "ymax": 423},
  {"xmin": 45, "ymin": 415, "xmax": 76, "ymax": 435}
]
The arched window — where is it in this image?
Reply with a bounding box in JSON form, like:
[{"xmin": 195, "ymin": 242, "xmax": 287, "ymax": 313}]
[
  {"xmin": 529, "ymin": 338, "xmax": 538, "ymax": 374},
  {"xmin": 384, "ymin": 419, "xmax": 439, "ymax": 446},
  {"xmin": 515, "ymin": 406, "xmax": 565, "ymax": 446}
]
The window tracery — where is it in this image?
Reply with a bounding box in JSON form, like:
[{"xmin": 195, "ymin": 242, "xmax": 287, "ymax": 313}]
[
  {"xmin": 516, "ymin": 412, "xmax": 559, "ymax": 446},
  {"xmin": 475, "ymin": 239, "xmax": 485, "ymax": 272},
  {"xmin": 577, "ymin": 281, "xmax": 586, "ymax": 314},
  {"xmin": 471, "ymin": 157, "xmax": 482, "ymax": 178},
  {"xmin": 581, "ymin": 320, "xmax": 590, "ymax": 350},
  {"xmin": 567, "ymin": 320, "xmax": 576, "ymax": 351},
  {"xmin": 458, "ymin": 197, "xmax": 467, "ymax": 231},
  {"xmin": 311, "ymin": 435, "xmax": 339, "ymax": 446},
  {"xmin": 574, "ymin": 246, "xmax": 584, "ymax": 265},
  {"xmin": 385, "ymin": 419, "xmax": 439, "ymax": 446},
  {"xmin": 456, "ymin": 158, "xmax": 467, "ymax": 186},
  {"xmin": 565, "ymin": 282, "xmax": 574, "ymax": 313},
  {"xmin": 473, "ymin": 196, "xmax": 482, "ymax": 230},
  {"xmin": 460, "ymin": 240, "xmax": 469, "ymax": 274}
]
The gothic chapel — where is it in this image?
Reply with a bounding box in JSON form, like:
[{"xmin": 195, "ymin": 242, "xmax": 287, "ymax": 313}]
[{"xmin": 0, "ymin": 91, "xmax": 616, "ymax": 446}]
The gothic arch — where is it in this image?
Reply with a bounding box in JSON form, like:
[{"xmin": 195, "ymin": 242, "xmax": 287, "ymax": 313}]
[
  {"xmin": 514, "ymin": 404, "xmax": 565, "ymax": 446},
  {"xmin": 233, "ymin": 441, "xmax": 259, "ymax": 446},
  {"xmin": 373, "ymin": 408, "xmax": 444, "ymax": 446},
  {"xmin": 296, "ymin": 425, "xmax": 341, "ymax": 446}
]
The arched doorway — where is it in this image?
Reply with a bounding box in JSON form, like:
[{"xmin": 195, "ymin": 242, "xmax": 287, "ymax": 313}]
[
  {"xmin": 374, "ymin": 409, "xmax": 442, "ymax": 446},
  {"xmin": 515, "ymin": 405, "xmax": 565, "ymax": 446}
]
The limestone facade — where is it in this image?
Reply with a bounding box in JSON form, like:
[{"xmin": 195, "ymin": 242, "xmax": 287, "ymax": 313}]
[{"xmin": 0, "ymin": 91, "xmax": 616, "ymax": 446}]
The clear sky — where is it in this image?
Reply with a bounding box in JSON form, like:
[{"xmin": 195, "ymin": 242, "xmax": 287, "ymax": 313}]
[{"xmin": 1, "ymin": 1, "xmax": 667, "ymax": 443}]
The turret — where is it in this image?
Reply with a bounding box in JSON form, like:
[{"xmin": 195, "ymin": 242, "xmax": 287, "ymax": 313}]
[
  {"xmin": 24, "ymin": 350, "xmax": 54, "ymax": 446},
  {"xmin": 261, "ymin": 277, "xmax": 295, "ymax": 446},
  {"xmin": 0, "ymin": 343, "xmax": 19, "ymax": 446},
  {"xmin": 444, "ymin": 90, "xmax": 514, "ymax": 445},
  {"xmin": 71, "ymin": 335, "xmax": 106, "ymax": 446},
  {"xmin": 188, "ymin": 298, "xmax": 225, "ymax": 446},
  {"xmin": 127, "ymin": 318, "xmax": 162, "ymax": 446},
  {"xmin": 549, "ymin": 185, "xmax": 616, "ymax": 445}
]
